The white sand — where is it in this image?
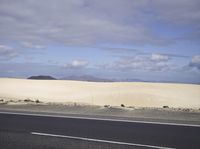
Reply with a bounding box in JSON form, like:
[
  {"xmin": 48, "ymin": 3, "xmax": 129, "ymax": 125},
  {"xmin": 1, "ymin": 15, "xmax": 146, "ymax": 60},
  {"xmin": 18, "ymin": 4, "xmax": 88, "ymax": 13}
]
[{"xmin": 0, "ymin": 78, "xmax": 199, "ymax": 108}]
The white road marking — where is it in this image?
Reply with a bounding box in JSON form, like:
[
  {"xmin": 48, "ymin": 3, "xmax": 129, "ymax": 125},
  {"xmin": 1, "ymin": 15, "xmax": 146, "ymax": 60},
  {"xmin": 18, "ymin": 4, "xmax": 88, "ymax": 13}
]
[
  {"xmin": 0, "ymin": 111, "xmax": 200, "ymax": 127},
  {"xmin": 31, "ymin": 132, "xmax": 176, "ymax": 149}
]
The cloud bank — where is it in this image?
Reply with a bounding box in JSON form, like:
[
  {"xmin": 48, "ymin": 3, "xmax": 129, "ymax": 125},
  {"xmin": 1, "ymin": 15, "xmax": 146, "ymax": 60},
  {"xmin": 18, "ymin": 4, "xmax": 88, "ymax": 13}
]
[{"xmin": 0, "ymin": 0, "xmax": 199, "ymax": 47}]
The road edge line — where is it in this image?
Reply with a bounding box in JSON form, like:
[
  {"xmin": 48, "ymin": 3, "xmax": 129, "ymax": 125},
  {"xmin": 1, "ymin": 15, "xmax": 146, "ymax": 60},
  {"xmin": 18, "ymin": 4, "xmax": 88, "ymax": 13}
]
[{"xmin": 31, "ymin": 132, "xmax": 176, "ymax": 149}]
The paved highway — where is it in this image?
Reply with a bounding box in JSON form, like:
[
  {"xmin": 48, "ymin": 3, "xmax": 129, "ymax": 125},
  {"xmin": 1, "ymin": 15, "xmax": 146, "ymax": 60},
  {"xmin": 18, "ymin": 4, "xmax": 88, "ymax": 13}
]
[{"xmin": 0, "ymin": 111, "xmax": 200, "ymax": 149}]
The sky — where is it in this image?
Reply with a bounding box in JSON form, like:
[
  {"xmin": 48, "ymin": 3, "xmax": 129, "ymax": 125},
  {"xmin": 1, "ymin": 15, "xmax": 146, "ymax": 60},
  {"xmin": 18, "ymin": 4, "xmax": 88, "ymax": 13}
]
[{"xmin": 0, "ymin": 0, "xmax": 200, "ymax": 83}]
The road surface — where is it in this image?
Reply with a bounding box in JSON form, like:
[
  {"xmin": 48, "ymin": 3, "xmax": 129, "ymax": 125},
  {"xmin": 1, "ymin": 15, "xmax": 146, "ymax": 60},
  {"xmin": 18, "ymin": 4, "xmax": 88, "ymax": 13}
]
[{"xmin": 0, "ymin": 111, "xmax": 200, "ymax": 149}]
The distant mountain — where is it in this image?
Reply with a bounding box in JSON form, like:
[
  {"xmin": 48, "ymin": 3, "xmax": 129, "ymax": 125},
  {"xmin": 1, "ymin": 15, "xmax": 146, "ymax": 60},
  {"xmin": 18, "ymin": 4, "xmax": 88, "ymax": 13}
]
[
  {"xmin": 119, "ymin": 78, "xmax": 148, "ymax": 82},
  {"xmin": 27, "ymin": 75, "xmax": 57, "ymax": 80},
  {"xmin": 60, "ymin": 75, "xmax": 113, "ymax": 82},
  {"xmin": 26, "ymin": 75, "xmax": 197, "ymax": 84}
]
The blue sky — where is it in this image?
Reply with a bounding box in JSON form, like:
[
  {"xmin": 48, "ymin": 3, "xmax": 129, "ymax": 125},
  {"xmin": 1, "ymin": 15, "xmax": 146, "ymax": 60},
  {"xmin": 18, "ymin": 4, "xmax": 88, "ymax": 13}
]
[{"xmin": 0, "ymin": 0, "xmax": 200, "ymax": 83}]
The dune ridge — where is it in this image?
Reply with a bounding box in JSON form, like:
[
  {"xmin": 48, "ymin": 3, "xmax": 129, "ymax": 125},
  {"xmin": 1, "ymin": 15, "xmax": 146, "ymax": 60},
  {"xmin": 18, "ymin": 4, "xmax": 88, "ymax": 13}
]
[{"xmin": 0, "ymin": 78, "xmax": 199, "ymax": 108}]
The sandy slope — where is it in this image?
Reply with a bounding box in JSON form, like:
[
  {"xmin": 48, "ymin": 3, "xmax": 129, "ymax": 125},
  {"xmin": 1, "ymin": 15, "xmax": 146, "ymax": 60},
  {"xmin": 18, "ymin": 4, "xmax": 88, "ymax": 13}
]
[{"xmin": 0, "ymin": 78, "xmax": 199, "ymax": 108}]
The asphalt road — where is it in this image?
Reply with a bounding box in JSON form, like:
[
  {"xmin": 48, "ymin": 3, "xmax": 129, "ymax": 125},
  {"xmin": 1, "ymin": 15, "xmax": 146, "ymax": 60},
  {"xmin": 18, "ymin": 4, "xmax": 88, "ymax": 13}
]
[{"xmin": 0, "ymin": 112, "xmax": 200, "ymax": 149}]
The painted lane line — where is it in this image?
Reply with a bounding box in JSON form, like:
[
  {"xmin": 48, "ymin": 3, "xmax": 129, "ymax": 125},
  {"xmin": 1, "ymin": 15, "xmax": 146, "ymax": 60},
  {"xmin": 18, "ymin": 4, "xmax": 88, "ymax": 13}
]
[
  {"xmin": 31, "ymin": 132, "xmax": 176, "ymax": 149},
  {"xmin": 0, "ymin": 111, "xmax": 200, "ymax": 128}
]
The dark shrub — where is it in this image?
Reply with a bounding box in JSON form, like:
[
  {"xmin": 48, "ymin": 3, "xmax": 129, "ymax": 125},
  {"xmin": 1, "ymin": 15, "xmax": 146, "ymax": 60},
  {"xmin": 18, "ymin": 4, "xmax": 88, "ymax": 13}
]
[
  {"xmin": 104, "ymin": 105, "xmax": 110, "ymax": 108},
  {"xmin": 35, "ymin": 100, "xmax": 40, "ymax": 103},
  {"xmin": 121, "ymin": 104, "xmax": 125, "ymax": 107},
  {"xmin": 163, "ymin": 106, "xmax": 169, "ymax": 108},
  {"xmin": 24, "ymin": 99, "xmax": 34, "ymax": 102}
]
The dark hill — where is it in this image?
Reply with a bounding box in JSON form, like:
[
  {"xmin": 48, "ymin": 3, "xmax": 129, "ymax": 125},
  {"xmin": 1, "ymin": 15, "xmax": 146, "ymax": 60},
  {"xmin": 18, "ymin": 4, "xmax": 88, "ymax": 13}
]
[{"xmin": 27, "ymin": 75, "xmax": 57, "ymax": 80}]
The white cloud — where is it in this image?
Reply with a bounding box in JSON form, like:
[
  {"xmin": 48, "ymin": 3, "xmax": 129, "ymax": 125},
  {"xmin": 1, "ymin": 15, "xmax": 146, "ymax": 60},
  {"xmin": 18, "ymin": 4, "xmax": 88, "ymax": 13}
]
[
  {"xmin": 64, "ymin": 60, "xmax": 89, "ymax": 69},
  {"xmin": 98, "ymin": 54, "xmax": 172, "ymax": 72},
  {"xmin": 191, "ymin": 55, "xmax": 200, "ymax": 63},
  {"xmin": 0, "ymin": 45, "xmax": 17, "ymax": 60},
  {"xmin": 151, "ymin": 54, "xmax": 169, "ymax": 62},
  {"xmin": 189, "ymin": 55, "xmax": 200, "ymax": 70},
  {"xmin": 20, "ymin": 42, "xmax": 45, "ymax": 49}
]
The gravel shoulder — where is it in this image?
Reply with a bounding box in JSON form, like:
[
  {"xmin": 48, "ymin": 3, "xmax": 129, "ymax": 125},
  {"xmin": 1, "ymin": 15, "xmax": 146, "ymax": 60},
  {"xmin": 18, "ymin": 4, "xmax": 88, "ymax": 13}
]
[{"xmin": 0, "ymin": 101, "xmax": 200, "ymax": 125}]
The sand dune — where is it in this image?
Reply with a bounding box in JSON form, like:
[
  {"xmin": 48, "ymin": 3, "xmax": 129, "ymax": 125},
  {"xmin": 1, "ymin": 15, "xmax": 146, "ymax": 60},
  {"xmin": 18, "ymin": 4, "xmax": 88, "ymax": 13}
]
[{"xmin": 0, "ymin": 78, "xmax": 199, "ymax": 108}]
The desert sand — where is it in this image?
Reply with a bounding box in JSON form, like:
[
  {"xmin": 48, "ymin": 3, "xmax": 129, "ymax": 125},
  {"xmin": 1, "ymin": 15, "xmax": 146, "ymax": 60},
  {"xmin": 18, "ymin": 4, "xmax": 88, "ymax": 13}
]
[{"xmin": 0, "ymin": 78, "xmax": 199, "ymax": 108}]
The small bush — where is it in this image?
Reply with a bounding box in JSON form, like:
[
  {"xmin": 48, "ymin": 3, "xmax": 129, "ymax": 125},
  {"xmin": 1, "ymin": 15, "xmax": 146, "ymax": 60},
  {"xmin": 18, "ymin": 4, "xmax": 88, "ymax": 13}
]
[
  {"xmin": 104, "ymin": 105, "xmax": 110, "ymax": 108},
  {"xmin": 121, "ymin": 104, "xmax": 125, "ymax": 107},
  {"xmin": 183, "ymin": 108, "xmax": 190, "ymax": 112},
  {"xmin": 163, "ymin": 106, "xmax": 169, "ymax": 108},
  {"xmin": 35, "ymin": 99, "xmax": 40, "ymax": 103},
  {"xmin": 128, "ymin": 106, "xmax": 135, "ymax": 109},
  {"xmin": 24, "ymin": 99, "xmax": 34, "ymax": 102},
  {"xmin": 0, "ymin": 99, "xmax": 4, "ymax": 102}
]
